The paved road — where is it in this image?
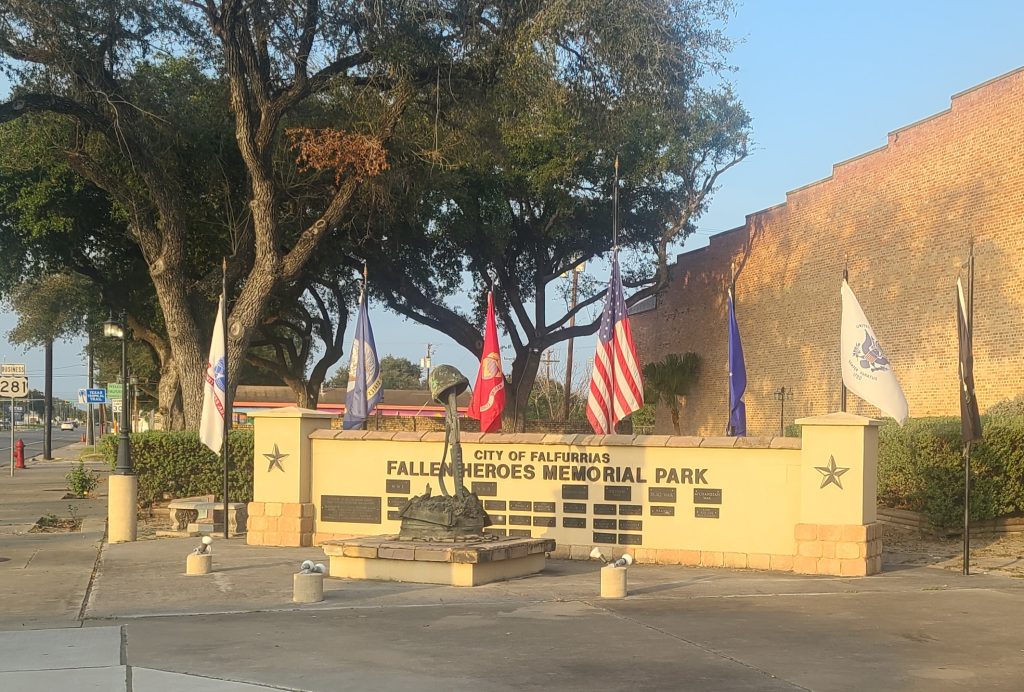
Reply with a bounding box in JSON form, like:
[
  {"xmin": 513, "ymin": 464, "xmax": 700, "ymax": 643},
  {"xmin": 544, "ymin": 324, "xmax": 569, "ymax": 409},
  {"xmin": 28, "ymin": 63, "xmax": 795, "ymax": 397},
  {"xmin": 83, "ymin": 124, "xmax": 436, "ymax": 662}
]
[{"xmin": 1, "ymin": 428, "xmax": 87, "ymax": 458}]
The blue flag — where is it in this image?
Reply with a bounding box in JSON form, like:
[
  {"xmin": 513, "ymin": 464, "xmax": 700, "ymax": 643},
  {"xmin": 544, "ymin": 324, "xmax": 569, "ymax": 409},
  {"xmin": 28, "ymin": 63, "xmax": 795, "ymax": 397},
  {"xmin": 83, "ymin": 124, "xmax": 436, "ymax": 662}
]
[
  {"xmin": 344, "ymin": 287, "xmax": 383, "ymax": 429},
  {"xmin": 727, "ymin": 288, "xmax": 747, "ymax": 436}
]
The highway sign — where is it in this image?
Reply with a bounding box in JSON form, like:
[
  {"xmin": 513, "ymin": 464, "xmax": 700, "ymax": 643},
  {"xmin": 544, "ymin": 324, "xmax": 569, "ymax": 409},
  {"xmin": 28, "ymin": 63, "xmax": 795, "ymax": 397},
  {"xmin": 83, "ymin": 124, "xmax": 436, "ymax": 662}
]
[
  {"xmin": 83, "ymin": 388, "xmax": 107, "ymax": 404},
  {"xmin": 0, "ymin": 376, "xmax": 29, "ymax": 398},
  {"xmin": 112, "ymin": 399, "xmax": 123, "ymax": 414},
  {"xmin": 1, "ymin": 363, "xmax": 26, "ymax": 376},
  {"xmin": 106, "ymin": 383, "xmax": 124, "ymax": 400}
]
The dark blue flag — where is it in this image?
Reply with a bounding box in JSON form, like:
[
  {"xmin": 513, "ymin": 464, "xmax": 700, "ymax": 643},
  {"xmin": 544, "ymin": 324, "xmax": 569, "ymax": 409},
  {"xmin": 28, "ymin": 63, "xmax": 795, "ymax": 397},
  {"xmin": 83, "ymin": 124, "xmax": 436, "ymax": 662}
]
[
  {"xmin": 344, "ymin": 287, "xmax": 383, "ymax": 430},
  {"xmin": 727, "ymin": 288, "xmax": 747, "ymax": 436}
]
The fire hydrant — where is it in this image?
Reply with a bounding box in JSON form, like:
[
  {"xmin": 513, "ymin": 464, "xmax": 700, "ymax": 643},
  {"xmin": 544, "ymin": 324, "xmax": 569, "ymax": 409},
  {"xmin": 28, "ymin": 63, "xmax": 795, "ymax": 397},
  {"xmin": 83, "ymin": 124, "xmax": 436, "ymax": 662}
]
[{"xmin": 14, "ymin": 439, "xmax": 26, "ymax": 469}]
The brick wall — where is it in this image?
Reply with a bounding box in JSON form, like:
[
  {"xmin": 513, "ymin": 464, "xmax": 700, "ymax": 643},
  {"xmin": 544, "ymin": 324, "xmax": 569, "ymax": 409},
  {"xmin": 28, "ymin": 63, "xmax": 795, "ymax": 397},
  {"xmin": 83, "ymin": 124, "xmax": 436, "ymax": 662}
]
[{"xmin": 633, "ymin": 68, "xmax": 1024, "ymax": 436}]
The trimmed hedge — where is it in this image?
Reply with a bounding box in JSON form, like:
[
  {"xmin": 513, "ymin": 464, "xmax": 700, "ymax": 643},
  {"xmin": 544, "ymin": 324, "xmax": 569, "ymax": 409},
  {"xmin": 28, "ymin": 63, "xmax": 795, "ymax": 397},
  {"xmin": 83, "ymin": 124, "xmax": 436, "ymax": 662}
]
[
  {"xmin": 100, "ymin": 430, "xmax": 254, "ymax": 507},
  {"xmin": 878, "ymin": 416, "xmax": 1024, "ymax": 528}
]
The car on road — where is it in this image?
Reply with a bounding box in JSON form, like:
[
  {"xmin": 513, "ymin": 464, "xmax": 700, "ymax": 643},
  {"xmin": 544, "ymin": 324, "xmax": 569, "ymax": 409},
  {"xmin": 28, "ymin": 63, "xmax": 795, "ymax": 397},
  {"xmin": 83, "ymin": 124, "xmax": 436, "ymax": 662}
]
[{"xmin": 60, "ymin": 421, "xmax": 75, "ymax": 431}]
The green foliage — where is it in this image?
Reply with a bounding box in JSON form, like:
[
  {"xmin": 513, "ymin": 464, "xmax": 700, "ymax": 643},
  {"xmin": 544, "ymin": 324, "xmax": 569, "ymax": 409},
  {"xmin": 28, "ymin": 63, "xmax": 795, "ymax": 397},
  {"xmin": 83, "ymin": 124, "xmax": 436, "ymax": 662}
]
[
  {"xmin": 877, "ymin": 416, "xmax": 1024, "ymax": 528},
  {"xmin": 7, "ymin": 274, "xmax": 93, "ymax": 345},
  {"xmin": 985, "ymin": 394, "xmax": 1024, "ymax": 420},
  {"xmin": 100, "ymin": 430, "xmax": 254, "ymax": 506},
  {"xmin": 631, "ymin": 404, "xmax": 656, "ymax": 434},
  {"xmin": 380, "ymin": 356, "xmax": 423, "ymax": 390},
  {"xmin": 65, "ymin": 462, "xmax": 100, "ymax": 498},
  {"xmin": 642, "ymin": 353, "xmax": 700, "ymax": 434}
]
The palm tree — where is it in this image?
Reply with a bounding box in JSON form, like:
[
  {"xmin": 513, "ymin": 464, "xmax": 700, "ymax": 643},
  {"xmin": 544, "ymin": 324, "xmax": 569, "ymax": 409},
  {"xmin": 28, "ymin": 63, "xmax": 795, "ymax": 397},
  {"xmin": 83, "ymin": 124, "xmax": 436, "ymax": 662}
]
[{"xmin": 642, "ymin": 353, "xmax": 700, "ymax": 435}]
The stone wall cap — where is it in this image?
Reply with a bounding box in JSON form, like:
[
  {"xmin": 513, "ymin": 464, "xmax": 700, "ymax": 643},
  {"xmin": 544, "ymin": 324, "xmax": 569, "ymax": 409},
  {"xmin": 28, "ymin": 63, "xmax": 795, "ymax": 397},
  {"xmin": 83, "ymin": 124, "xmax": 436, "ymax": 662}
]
[
  {"xmin": 248, "ymin": 406, "xmax": 336, "ymax": 419},
  {"xmin": 664, "ymin": 436, "xmax": 703, "ymax": 448},
  {"xmin": 699, "ymin": 436, "xmax": 738, "ymax": 448},
  {"xmin": 796, "ymin": 412, "xmax": 882, "ymax": 427},
  {"xmin": 769, "ymin": 437, "xmax": 802, "ymax": 449}
]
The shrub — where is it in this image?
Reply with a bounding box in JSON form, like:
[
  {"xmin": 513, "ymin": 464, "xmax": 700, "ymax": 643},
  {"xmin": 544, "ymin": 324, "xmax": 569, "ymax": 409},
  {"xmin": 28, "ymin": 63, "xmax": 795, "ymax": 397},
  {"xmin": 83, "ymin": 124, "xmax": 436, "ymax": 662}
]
[
  {"xmin": 985, "ymin": 394, "xmax": 1024, "ymax": 420},
  {"xmin": 877, "ymin": 416, "xmax": 1024, "ymax": 528},
  {"xmin": 100, "ymin": 429, "xmax": 254, "ymax": 506},
  {"xmin": 65, "ymin": 462, "xmax": 100, "ymax": 497}
]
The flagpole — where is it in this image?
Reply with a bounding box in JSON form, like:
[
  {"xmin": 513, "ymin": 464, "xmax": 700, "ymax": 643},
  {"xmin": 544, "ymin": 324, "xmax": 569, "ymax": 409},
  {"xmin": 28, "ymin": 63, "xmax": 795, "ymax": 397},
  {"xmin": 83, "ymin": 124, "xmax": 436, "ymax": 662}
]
[
  {"xmin": 728, "ymin": 264, "xmax": 735, "ymax": 435},
  {"xmin": 610, "ymin": 156, "xmax": 619, "ymax": 433},
  {"xmin": 963, "ymin": 239, "xmax": 975, "ymax": 575},
  {"xmin": 841, "ymin": 257, "xmax": 849, "ymax": 413},
  {"xmin": 221, "ymin": 257, "xmax": 231, "ymax": 540}
]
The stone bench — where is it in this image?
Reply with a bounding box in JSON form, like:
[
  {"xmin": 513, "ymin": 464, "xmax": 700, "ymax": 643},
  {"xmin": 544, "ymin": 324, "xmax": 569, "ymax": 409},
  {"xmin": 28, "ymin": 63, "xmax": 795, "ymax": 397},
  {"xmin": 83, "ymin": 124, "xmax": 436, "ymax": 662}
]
[{"xmin": 167, "ymin": 497, "xmax": 248, "ymax": 536}]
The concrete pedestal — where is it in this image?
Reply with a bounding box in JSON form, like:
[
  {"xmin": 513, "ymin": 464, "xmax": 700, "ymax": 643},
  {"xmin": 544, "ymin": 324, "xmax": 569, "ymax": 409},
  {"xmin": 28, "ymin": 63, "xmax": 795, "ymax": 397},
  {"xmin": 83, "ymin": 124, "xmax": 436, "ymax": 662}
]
[
  {"xmin": 600, "ymin": 565, "xmax": 628, "ymax": 598},
  {"xmin": 107, "ymin": 474, "xmax": 138, "ymax": 543},
  {"xmin": 293, "ymin": 572, "xmax": 325, "ymax": 603},
  {"xmin": 186, "ymin": 553, "xmax": 212, "ymax": 575}
]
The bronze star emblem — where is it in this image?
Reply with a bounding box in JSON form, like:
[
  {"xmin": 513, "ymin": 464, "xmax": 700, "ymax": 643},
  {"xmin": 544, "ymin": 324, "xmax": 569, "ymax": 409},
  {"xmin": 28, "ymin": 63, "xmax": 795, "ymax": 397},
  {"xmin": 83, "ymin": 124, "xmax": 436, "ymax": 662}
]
[
  {"xmin": 263, "ymin": 444, "xmax": 288, "ymax": 472},
  {"xmin": 815, "ymin": 455, "xmax": 849, "ymax": 489}
]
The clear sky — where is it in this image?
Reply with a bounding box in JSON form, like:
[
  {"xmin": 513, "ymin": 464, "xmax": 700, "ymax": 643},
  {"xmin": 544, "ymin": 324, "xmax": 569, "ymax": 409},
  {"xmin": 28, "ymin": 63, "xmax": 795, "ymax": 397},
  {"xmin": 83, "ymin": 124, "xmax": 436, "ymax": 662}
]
[{"xmin": 3, "ymin": 1, "xmax": 1023, "ymax": 400}]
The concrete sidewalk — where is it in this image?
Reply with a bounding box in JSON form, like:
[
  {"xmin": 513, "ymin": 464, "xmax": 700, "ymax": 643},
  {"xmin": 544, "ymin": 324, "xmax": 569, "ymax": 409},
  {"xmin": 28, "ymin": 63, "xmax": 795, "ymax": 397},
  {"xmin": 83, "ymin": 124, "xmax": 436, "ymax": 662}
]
[{"xmin": 3, "ymin": 451, "xmax": 1024, "ymax": 690}]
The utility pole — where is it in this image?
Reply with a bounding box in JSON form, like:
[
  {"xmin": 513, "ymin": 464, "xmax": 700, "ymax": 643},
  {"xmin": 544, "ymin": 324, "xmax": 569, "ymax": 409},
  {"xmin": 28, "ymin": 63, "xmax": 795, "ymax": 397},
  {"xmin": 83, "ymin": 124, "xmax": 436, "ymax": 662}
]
[
  {"xmin": 420, "ymin": 344, "xmax": 434, "ymax": 386},
  {"xmin": 540, "ymin": 351, "xmax": 559, "ymax": 381},
  {"xmin": 43, "ymin": 339, "xmax": 52, "ymax": 459},
  {"xmin": 562, "ymin": 263, "xmax": 585, "ymax": 420},
  {"xmin": 86, "ymin": 334, "xmax": 94, "ymax": 446}
]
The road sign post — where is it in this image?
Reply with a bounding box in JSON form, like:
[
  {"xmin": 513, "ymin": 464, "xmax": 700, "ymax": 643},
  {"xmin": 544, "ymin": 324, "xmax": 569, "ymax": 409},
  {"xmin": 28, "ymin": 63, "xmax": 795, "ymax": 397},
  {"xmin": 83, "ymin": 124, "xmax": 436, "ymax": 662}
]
[{"xmin": 2, "ymin": 365, "xmax": 27, "ymax": 476}]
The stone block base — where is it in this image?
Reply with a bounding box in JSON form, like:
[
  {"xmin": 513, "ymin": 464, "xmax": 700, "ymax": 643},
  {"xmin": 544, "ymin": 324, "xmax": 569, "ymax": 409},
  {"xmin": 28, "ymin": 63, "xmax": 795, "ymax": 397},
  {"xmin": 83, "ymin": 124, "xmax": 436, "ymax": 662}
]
[
  {"xmin": 321, "ymin": 536, "xmax": 555, "ymax": 587},
  {"xmin": 167, "ymin": 497, "xmax": 247, "ymax": 536},
  {"xmin": 793, "ymin": 522, "xmax": 883, "ymax": 576},
  {"xmin": 246, "ymin": 501, "xmax": 315, "ymax": 547}
]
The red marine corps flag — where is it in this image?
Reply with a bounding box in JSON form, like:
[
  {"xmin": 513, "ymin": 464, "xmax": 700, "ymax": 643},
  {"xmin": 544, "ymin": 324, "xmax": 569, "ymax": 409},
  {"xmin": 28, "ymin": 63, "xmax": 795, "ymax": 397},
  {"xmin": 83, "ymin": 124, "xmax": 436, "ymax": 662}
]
[{"xmin": 467, "ymin": 291, "xmax": 506, "ymax": 433}]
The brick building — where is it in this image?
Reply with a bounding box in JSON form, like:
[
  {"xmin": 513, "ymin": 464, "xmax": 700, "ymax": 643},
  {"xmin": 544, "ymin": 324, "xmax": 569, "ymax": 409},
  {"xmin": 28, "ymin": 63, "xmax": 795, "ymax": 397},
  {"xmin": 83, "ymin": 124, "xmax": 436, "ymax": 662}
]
[{"xmin": 632, "ymin": 68, "xmax": 1024, "ymax": 436}]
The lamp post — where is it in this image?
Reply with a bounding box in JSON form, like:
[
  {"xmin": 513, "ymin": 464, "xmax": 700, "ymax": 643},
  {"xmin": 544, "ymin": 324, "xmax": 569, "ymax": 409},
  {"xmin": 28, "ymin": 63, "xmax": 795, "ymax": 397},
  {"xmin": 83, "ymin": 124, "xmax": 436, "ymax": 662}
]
[
  {"xmin": 104, "ymin": 311, "xmax": 136, "ymax": 541},
  {"xmin": 773, "ymin": 386, "xmax": 794, "ymax": 437}
]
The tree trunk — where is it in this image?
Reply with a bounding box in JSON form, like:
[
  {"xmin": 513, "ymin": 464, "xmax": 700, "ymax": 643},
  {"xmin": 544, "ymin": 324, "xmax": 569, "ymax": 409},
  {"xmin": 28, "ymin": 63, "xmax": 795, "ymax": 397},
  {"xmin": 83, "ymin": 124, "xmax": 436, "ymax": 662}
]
[
  {"xmin": 670, "ymin": 407, "xmax": 681, "ymax": 436},
  {"xmin": 504, "ymin": 351, "xmax": 543, "ymax": 432},
  {"xmin": 149, "ymin": 270, "xmax": 205, "ymax": 429}
]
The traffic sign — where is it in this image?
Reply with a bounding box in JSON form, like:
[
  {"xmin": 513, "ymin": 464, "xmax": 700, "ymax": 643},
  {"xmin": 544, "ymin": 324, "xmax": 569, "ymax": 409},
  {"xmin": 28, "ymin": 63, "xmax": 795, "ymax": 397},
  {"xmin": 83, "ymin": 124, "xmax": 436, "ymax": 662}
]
[
  {"xmin": 106, "ymin": 383, "xmax": 124, "ymax": 400},
  {"xmin": 1, "ymin": 363, "xmax": 26, "ymax": 376},
  {"xmin": 82, "ymin": 388, "xmax": 107, "ymax": 404},
  {"xmin": 112, "ymin": 399, "xmax": 123, "ymax": 414},
  {"xmin": 0, "ymin": 376, "xmax": 29, "ymax": 398}
]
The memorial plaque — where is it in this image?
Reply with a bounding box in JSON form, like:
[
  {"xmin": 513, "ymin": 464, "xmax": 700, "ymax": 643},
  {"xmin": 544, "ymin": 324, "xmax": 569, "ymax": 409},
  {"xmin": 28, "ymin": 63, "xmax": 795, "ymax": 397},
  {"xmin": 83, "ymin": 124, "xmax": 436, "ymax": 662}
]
[
  {"xmin": 561, "ymin": 485, "xmax": 589, "ymax": 500},
  {"xmin": 385, "ymin": 479, "xmax": 410, "ymax": 494},
  {"xmin": 321, "ymin": 495, "xmax": 381, "ymax": 524},
  {"xmin": 594, "ymin": 518, "xmax": 617, "ymax": 530},
  {"xmin": 509, "ymin": 529, "xmax": 532, "ymax": 538},
  {"xmin": 510, "ymin": 500, "xmax": 532, "ymax": 511},
  {"xmin": 562, "ymin": 517, "xmax": 587, "ymax": 529},
  {"xmin": 387, "ymin": 510, "xmax": 401, "ymax": 521},
  {"xmin": 618, "ymin": 520, "xmax": 643, "ymax": 531},
  {"xmin": 695, "ymin": 507, "xmax": 720, "ymax": 519},
  {"xmin": 387, "ymin": 497, "xmax": 408, "ymax": 507},
  {"xmin": 484, "ymin": 500, "xmax": 507, "ymax": 511},
  {"xmin": 618, "ymin": 533, "xmax": 643, "ymax": 545},
  {"xmin": 593, "ymin": 532, "xmax": 617, "ymax": 544},
  {"xmin": 604, "ymin": 486, "xmax": 632, "ymax": 502},
  {"xmin": 533, "ymin": 516, "xmax": 556, "ymax": 527},
  {"xmin": 563, "ymin": 502, "xmax": 587, "ymax": 514},
  {"xmin": 486, "ymin": 528, "xmax": 507, "ymax": 537},
  {"xmin": 593, "ymin": 503, "xmax": 617, "ymax": 515},
  {"xmin": 472, "ymin": 481, "xmax": 498, "ymax": 497},
  {"xmin": 650, "ymin": 506, "xmax": 675, "ymax": 517},
  {"xmin": 533, "ymin": 501, "xmax": 556, "ymax": 513},
  {"xmin": 509, "ymin": 515, "xmax": 532, "ymax": 526},
  {"xmin": 694, "ymin": 488, "xmax": 723, "ymax": 504},
  {"xmin": 489, "ymin": 514, "xmax": 507, "ymax": 525},
  {"xmin": 619, "ymin": 504, "xmax": 643, "ymax": 516},
  {"xmin": 648, "ymin": 487, "xmax": 677, "ymax": 503}
]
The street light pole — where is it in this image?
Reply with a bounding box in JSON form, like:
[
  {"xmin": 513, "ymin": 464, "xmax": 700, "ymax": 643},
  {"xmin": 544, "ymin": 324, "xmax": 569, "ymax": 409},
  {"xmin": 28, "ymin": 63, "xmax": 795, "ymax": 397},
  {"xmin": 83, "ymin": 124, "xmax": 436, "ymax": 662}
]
[
  {"xmin": 105, "ymin": 311, "xmax": 136, "ymax": 542},
  {"xmin": 115, "ymin": 315, "xmax": 132, "ymax": 474}
]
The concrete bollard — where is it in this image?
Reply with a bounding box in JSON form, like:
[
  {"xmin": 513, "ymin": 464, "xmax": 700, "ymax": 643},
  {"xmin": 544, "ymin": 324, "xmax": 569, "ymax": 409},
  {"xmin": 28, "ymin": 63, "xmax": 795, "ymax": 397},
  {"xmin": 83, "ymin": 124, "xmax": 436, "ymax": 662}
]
[
  {"xmin": 293, "ymin": 572, "xmax": 324, "ymax": 603},
  {"xmin": 186, "ymin": 552, "xmax": 213, "ymax": 575},
  {"xmin": 600, "ymin": 565, "xmax": 628, "ymax": 599}
]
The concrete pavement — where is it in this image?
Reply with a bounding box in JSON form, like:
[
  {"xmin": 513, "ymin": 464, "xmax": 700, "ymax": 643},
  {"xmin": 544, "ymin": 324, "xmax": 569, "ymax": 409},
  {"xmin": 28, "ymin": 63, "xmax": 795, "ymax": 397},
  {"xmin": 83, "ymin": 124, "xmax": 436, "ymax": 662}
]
[{"xmin": 3, "ymin": 445, "xmax": 1024, "ymax": 690}]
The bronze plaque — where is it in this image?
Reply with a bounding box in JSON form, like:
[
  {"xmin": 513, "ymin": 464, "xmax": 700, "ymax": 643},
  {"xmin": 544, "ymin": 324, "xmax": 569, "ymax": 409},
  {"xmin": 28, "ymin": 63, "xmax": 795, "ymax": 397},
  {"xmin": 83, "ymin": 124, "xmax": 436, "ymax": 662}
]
[
  {"xmin": 489, "ymin": 515, "xmax": 507, "ymax": 525},
  {"xmin": 648, "ymin": 487, "xmax": 677, "ymax": 503},
  {"xmin": 563, "ymin": 502, "xmax": 587, "ymax": 514},
  {"xmin": 486, "ymin": 528, "xmax": 507, "ymax": 537},
  {"xmin": 650, "ymin": 506, "xmax": 675, "ymax": 517},
  {"xmin": 594, "ymin": 518, "xmax": 617, "ymax": 530},
  {"xmin": 619, "ymin": 520, "xmax": 643, "ymax": 531},
  {"xmin": 533, "ymin": 502, "xmax": 556, "ymax": 513},
  {"xmin": 694, "ymin": 488, "xmax": 722, "ymax": 504},
  {"xmin": 510, "ymin": 500, "xmax": 532, "ymax": 511},
  {"xmin": 593, "ymin": 532, "xmax": 617, "ymax": 544},
  {"xmin": 594, "ymin": 504, "xmax": 617, "ymax": 515},
  {"xmin": 562, "ymin": 485, "xmax": 589, "ymax": 500},
  {"xmin": 563, "ymin": 517, "xmax": 587, "ymax": 529},
  {"xmin": 619, "ymin": 504, "xmax": 643, "ymax": 516},
  {"xmin": 618, "ymin": 533, "xmax": 643, "ymax": 545},
  {"xmin": 604, "ymin": 486, "xmax": 632, "ymax": 501},
  {"xmin": 509, "ymin": 515, "xmax": 532, "ymax": 526},
  {"xmin": 484, "ymin": 500, "xmax": 507, "ymax": 511},
  {"xmin": 509, "ymin": 529, "xmax": 532, "ymax": 537},
  {"xmin": 533, "ymin": 516, "xmax": 556, "ymax": 527},
  {"xmin": 387, "ymin": 510, "xmax": 400, "ymax": 521},
  {"xmin": 385, "ymin": 479, "xmax": 410, "ymax": 494},
  {"xmin": 695, "ymin": 507, "xmax": 720, "ymax": 519},
  {"xmin": 472, "ymin": 481, "xmax": 498, "ymax": 497},
  {"xmin": 321, "ymin": 495, "xmax": 381, "ymax": 524},
  {"xmin": 387, "ymin": 497, "xmax": 408, "ymax": 507}
]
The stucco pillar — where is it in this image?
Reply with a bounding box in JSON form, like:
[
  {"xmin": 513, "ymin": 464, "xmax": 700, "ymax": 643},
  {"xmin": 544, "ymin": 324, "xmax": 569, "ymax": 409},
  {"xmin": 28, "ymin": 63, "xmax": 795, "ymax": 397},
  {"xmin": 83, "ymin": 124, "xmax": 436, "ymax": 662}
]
[
  {"xmin": 794, "ymin": 412, "xmax": 883, "ymax": 576},
  {"xmin": 247, "ymin": 407, "xmax": 334, "ymax": 547}
]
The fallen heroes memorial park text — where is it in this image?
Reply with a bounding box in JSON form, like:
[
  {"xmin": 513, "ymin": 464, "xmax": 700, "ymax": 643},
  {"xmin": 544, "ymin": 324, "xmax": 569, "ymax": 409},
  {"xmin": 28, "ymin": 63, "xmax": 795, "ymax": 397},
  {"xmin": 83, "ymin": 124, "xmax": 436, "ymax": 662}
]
[{"xmin": 384, "ymin": 449, "xmax": 709, "ymax": 485}]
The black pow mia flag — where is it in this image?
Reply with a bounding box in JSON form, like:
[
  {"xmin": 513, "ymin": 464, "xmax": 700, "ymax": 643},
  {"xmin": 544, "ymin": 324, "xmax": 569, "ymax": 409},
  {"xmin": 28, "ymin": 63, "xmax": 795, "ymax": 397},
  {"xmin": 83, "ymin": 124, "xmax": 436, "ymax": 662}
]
[{"xmin": 956, "ymin": 277, "xmax": 983, "ymax": 443}]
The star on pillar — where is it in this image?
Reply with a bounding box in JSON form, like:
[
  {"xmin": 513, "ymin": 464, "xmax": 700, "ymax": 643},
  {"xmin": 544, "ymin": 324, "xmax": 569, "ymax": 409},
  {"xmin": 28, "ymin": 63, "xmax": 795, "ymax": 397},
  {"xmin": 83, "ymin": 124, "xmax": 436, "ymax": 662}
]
[
  {"xmin": 263, "ymin": 444, "xmax": 288, "ymax": 472},
  {"xmin": 815, "ymin": 455, "xmax": 849, "ymax": 489}
]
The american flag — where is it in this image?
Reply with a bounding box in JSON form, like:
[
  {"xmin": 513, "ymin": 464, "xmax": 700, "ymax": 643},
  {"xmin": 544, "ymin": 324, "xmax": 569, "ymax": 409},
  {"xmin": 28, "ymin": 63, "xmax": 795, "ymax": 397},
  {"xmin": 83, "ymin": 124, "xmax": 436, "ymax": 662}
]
[{"xmin": 586, "ymin": 253, "xmax": 644, "ymax": 434}]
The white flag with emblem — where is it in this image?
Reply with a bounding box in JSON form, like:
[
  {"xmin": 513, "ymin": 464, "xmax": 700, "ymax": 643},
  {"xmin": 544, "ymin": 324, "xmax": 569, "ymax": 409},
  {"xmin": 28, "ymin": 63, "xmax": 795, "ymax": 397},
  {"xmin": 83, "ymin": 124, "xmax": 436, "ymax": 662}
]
[
  {"xmin": 200, "ymin": 293, "xmax": 227, "ymax": 453},
  {"xmin": 840, "ymin": 280, "xmax": 908, "ymax": 424}
]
